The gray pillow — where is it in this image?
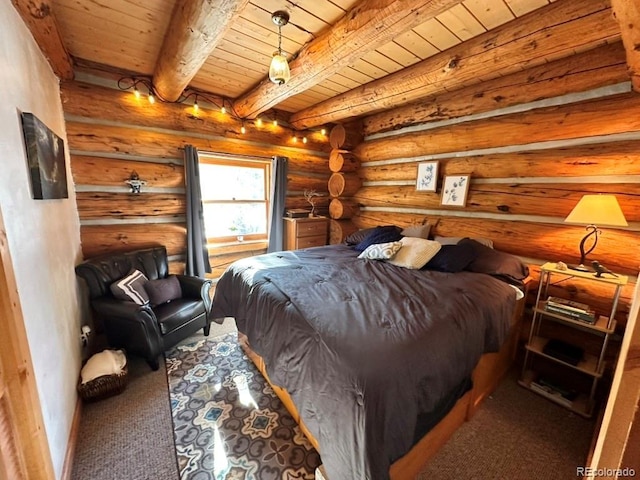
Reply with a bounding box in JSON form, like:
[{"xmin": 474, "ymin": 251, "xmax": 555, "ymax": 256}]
[
  {"xmin": 459, "ymin": 239, "xmax": 529, "ymax": 286},
  {"xmin": 110, "ymin": 269, "xmax": 149, "ymax": 305},
  {"xmin": 435, "ymin": 235, "xmax": 494, "ymax": 248},
  {"xmin": 144, "ymin": 275, "xmax": 182, "ymax": 307},
  {"xmin": 401, "ymin": 224, "xmax": 431, "ymax": 239}
]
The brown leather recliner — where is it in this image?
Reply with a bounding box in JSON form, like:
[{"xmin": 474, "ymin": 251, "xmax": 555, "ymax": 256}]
[{"xmin": 75, "ymin": 246, "xmax": 212, "ymax": 370}]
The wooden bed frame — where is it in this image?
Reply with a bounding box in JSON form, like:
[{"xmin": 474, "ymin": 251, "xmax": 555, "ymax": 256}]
[{"xmin": 238, "ymin": 281, "xmax": 529, "ymax": 479}]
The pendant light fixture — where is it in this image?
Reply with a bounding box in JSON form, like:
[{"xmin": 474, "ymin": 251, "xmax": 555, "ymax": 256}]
[{"xmin": 269, "ymin": 11, "xmax": 290, "ymax": 85}]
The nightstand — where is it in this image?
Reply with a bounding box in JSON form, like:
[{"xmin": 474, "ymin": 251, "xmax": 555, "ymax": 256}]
[
  {"xmin": 519, "ymin": 262, "xmax": 627, "ymax": 417},
  {"xmin": 283, "ymin": 217, "xmax": 328, "ymax": 251}
]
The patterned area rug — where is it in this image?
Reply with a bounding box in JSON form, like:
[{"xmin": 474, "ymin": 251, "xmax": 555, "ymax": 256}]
[{"xmin": 165, "ymin": 332, "xmax": 321, "ymax": 480}]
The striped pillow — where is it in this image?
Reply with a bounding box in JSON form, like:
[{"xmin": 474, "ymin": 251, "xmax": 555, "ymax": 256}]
[
  {"xmin": 110, "ymin": 269, "xmax": 150, "ymax": 305},
  {"xmin": 357, "ymin": 241, "xmax": 403, "ymax": 260}
]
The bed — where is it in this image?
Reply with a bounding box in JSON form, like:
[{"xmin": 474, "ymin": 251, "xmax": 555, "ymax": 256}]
[{"xmin": 210, "ymin": 238, "xmax": 529, "ymax": 479}]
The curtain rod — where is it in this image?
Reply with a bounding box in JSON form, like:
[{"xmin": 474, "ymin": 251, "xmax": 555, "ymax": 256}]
[
  {"xmin": 199, "ymin": 152, "xmax": 274, "ymax": 164},
  {"xmin": 179, "ymin": 147, "xmax": 273, "ymax": 162}
]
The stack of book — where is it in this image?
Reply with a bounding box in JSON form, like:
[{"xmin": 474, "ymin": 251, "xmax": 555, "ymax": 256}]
[
  {"xmin": 529, "ymin": 377, "xmax": 577, "ymax": 408},
  {"xmin": 545, "ymin": 296, "xmax": 596, "ymax": 323},
  {"xmin": 286, "ymin": 208, "xmax": 311, "ymax": 218}
]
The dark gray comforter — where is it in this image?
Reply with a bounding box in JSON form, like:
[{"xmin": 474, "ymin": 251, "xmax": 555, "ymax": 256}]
[{"xmin": 211, "ymin": 244, "xmax": 517, "ymax": 479}]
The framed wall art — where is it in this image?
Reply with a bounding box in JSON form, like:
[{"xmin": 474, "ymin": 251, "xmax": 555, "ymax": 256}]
[
  {"xmin": 440, "ymin": 175, "xmax": 470, "ymax": 207},
  {"xmin": 20, "ymin": 112, "xmax": 68, "ymax": 200},
  {"xmin": 415, "ymin": 161, "xmax": 438, "ymax": 192}
]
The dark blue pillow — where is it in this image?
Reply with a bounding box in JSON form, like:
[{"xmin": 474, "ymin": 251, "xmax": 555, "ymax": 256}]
[
  {"xmin": 422, "ymin": 243, "xmax": 477, "ymax": 273},
  {"xmin": 354, "ymin": 226, "xmax": 403, "ymax": 252},
  {"xmin": 345, "ymin": 227, "xmax": 378, "ymax": 245}
]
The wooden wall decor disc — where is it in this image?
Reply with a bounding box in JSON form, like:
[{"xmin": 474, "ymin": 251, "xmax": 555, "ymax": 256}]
[
  {"xmin": 328, "ymin": 172, "xmax": 362, "ymax": 197},
  {"xmin": 329, "ymin": 198, "xmax": 359, "ymax": 219},
  {"xmin": 329, "ymin": 124, "xmax": 346, "ymax": 149},
  {"xmin": 329, "ymin": 219, "xmax": 357, "ymax": 244}
]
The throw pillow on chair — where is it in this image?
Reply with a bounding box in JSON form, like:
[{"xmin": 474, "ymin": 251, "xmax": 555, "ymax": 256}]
[{"xmin": 145, "ymin": 275, "xmax": 182, "ymax": 307}]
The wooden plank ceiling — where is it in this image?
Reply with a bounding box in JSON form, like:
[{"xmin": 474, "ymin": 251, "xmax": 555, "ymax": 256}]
[{"xmin": 52, "ymin": 0, "xmax": 558, "ymax": 123}]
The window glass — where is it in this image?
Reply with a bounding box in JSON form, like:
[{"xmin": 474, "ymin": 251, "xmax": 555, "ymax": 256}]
[
  {"xmin": 202, "ymin": 203, "xmax": 267, "ymax": 238},
  {"xmin": 200, "ymin": 164, "xmax": 265, "ymax": 201},
  {"xmin": 198, "ymin": 157, "xmax": 270, "ymax": 241}
]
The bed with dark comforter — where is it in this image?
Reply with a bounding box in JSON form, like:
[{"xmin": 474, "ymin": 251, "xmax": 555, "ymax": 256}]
[{"xmin": 211, "ymin": 243, "xmax": 520, "ymax": 479}]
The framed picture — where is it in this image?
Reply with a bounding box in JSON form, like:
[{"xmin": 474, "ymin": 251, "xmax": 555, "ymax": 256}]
[
  {"xmin": 20, "ymin": 112, "xmax": 68, "ymax": 200},
  {"xmin": 440, "ymin": 175, "xmax": 470, "ymax": 207},
  {"xmin": 416, "ymin": 161, "xmax": 438, "ymax": 191}
]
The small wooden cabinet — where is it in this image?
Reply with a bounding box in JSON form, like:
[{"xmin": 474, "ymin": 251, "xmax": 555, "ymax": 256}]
[
  {"xmin": 283, "ymin": 217, "xmax": 328, "ymax": 251},
  {"xmin": 519, "ymin": 262, "xmax": 627, "ymax": 418}
]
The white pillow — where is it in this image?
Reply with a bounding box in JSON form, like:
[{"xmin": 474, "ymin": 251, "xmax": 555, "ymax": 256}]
[
  {"xmin": 358, "ymin": 241, "xmax": 403, "ymax": 260},
  {"xmin": 387, "ymin": 237, "xmax": 441, "ymax": 269}
]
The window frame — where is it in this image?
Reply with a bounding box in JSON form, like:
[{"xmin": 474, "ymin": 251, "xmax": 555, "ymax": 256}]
[{"xmin": 198, "ymin": 154, "xmax": 271, "ymax": 244}]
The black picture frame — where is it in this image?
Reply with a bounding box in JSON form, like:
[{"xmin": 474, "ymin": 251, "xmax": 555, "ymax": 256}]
[{"xmin": 20, "ymin": 112, "xmax": 68, "ymax": 200}]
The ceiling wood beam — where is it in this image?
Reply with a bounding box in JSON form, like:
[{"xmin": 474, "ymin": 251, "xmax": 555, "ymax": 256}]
[
  {"xmin": 153, "ymin": 0, "xmax": 250, "ymax": 102},
  {"xmin": 612, "ymin": 0, "xmax": 640, "ymax": 91},
  {"xmin": 289, "ymin": 0, "xmax": 619, "ymax": 130},
  {"xmin": 363, "ymin": 42, "xmax": 628, "ymax": 135},
  {"xmin": 11, "ymin": 0, "xmax": 74, "ymax": 80},
  {"xmin": 232, "ymin": 0, "xmax": 466, "ymax": 119}
]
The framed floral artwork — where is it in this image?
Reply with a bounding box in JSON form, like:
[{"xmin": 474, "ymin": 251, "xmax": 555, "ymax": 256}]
[
  {"xmin": 440, "ymin": 175, "xmax": 470, "ymax": 207},
  {"xmin": 415, "ymin": 161, "xmax": 438, "ymax": 192}
]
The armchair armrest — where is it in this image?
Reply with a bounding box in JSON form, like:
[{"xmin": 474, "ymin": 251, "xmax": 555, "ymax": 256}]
[
  {"xmin": 91, "ymin": 297, "xmax": 161, "ymax": 336},
  {"xmin": 176, "ymin": 275, "xmax": 212, "ymax": 314},
  {"xmin": 91, "ymin": 297, "xmax": 163, "ymax": 364},
  {"xmin": 92, "ymin": 297, "xmax": 152, "ymax": 319}
]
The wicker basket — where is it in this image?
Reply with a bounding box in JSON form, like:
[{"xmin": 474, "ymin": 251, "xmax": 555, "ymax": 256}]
[{"xmin": 77, "ymin": 353, "xmax": 129, "ymax": 402}]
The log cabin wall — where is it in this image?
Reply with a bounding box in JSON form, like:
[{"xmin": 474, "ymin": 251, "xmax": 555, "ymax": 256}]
[
  {"xmin": 60, "ymin": 79, "xmax": 333, "ymax": 279},
  {"xmin": 351, "ymin": 40, "xmax": 640, "ymax": 325}
]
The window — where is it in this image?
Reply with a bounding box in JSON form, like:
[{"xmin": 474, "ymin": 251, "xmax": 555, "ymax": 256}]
[{"xmin": 198, "ymin": 155, "xmax": 271, "ymax": 243}]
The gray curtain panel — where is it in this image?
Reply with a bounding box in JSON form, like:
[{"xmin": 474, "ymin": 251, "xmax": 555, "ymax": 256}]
[
  {"xmin": 268, "ymin": 156, "xmax": 289, "ymax": 253},
  {"xmin": 184, "ymin": 145, "xmax": 212, "ymax": 277}
]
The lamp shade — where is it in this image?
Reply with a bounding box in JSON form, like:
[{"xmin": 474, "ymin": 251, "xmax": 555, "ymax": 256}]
[
  {"xmin": 269, "ymin": 52, "xmax": 290, "ymax": 85},
  {"xmin": 564, "ymin": 194, "xmax": 628, "ymax": 227}
]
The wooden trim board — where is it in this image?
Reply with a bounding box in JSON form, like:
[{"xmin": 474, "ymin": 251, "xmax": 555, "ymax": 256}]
[
  {"xmin": 0, "ymin": 208, "xmax": 54, "ymax": 479},
  {"xmin": 60, "ymin": 399, "xmax": 82, "ymax": 480}
]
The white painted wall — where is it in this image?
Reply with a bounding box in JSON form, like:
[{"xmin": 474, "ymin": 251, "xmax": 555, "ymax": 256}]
[{"xmin": 0, "ymin": 2, "xmax": 83, "ymax": 478}]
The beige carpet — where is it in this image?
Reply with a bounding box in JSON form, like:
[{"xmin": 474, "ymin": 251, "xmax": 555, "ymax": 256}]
[
  {"xmin": 71, "ymin": 353, "xmax": 177, "ymax": 480},
  {"xmin": 71, "ymin": 318, "xmax": 237, "ymax": 480},
  {"xmin": 72, "ymin": 318, "xmax": 595, "ymax": 479},
  {"xmin": 419, "ymin": 370, "xmax": 595, "ymax": 479}
]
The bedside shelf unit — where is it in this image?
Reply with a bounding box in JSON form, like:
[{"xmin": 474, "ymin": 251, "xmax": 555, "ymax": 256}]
[
  {"xmin": 519, "ymin": 262, "xmax": 627, "ymax": 418},
  {"xmin": 283, "ymin": 217, "xmax": 328, "ymax": 251}
]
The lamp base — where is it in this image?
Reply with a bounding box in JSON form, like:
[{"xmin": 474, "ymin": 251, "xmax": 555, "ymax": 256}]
[{"xmin": 568, "ymin": 264, "xmax": 591, "ymax": 272}]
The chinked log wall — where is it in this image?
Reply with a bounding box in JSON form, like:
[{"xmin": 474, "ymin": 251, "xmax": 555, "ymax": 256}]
[
  {"xmin": 61, "ymin": 80, "xmax": 332, "ymax": 279},
  {"xmin": 352, "ymin": 41, "xmax": 640, "ymax": 326}
]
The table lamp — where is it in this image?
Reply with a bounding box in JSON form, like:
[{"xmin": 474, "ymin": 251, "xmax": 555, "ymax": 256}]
[{"xmin": 563, "ymin": 194, "xmax": 628, "ymax": 271}]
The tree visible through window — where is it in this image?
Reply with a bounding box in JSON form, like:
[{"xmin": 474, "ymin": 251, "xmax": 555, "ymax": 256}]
[{"xmin": 198, "ymin": 155, "xmax": 270, "ymax": 242}]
